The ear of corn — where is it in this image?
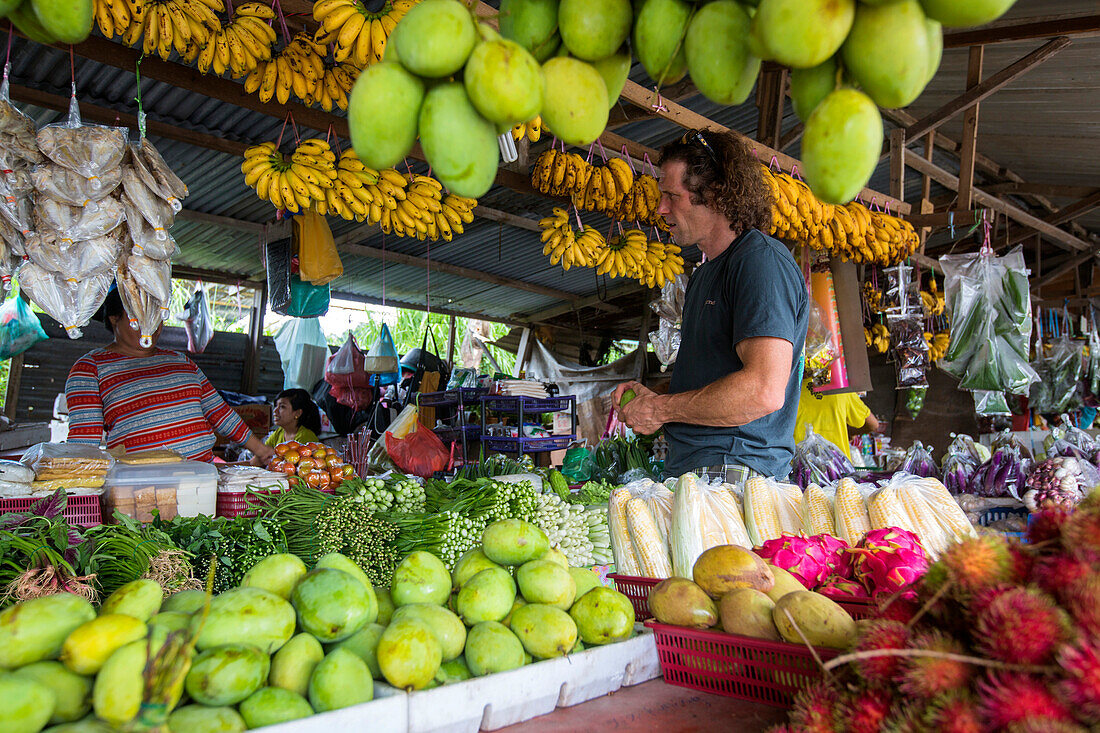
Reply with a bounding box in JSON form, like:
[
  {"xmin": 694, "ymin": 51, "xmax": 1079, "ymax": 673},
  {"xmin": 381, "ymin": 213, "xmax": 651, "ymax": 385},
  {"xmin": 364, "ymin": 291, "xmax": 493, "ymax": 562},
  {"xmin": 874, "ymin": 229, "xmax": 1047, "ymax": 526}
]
[
  {"xmin": 896, "ymin": 481, "xmax": 952, "ymax": 560},
  {"xmin": 743, "ymin": 476, "xmax": 783, "ymax": 547},
  {"xmin": 707, "ymin": 485, "xmax": 752, "ymax": 549},
  {"xmin": 801, "ymin": 483, "xmax": 836, "ymax": 536},
  {"xmin": 625, "ymin": 497, "xmax": 672, "ymax": 578},
  {"xmin": 834, "ymin": 477, "xmax": 871, "ymax": 545},
  {"xmin": 913, "ymin": 477, "xmax": 977, "ymax": 543},
  {"xmin": 776, "ymin": 481, "xmax": 805, "ymax": 536},
  {"xmin": 867, "ymin": 486, "xmax": 918, "ymax": 536},
  {"xmin": 609, "ymin": 487, "xmax": 641, "ymax": 576}
]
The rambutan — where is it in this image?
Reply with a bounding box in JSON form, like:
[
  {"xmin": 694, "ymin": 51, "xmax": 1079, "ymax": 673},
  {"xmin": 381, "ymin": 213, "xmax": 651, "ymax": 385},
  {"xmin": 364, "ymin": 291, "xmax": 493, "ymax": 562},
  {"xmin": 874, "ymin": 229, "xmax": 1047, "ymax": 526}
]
[
  {"xmin": 837, "ymin": 689, "xmax": 892, "ymax": 733},
  {"xmin": 1005, "ymin": 722, "xmax": 1087, "ymax": 733},
  {"xmin": 977, "ymin": 673, "xmax": 1073, "ymax": 730},
  {"xmin": 1027, "ymin": 505, "xmax": 1072, "ymax": 546},
  {"xmin": 875, "ymin": 594, "xmax": 920, "ymax": 625},
  {"xmin": 1062, "ymin": 508, "xmax": 1100, "ymax": 566},
  {"xmin": 974, "ymin": 586, "xmax": 1070, "ymax": 664},
  {"xmin": 791, "ymin": 681, "xmax": 840, "ymax": 733},
  {"xmin": 1006, "ymin": 540, "xmax": 1034, "ymax": 583},
  {"xmin": 1031, "ymin": 553, "xmax": 1092, "ymax": 598},
  {"xmin": 921, "ymin": 535, "xmax": 1014, "ymax": 600},
  {"xmin": 1060, "ymin": 576, "xmax": 1100, "ymax": 636},
  {"xmin": 922, "ymin": 691, "xmax": 981, "ymax": 733},
  {"xmin": 1057, "ymin": 637, "xmax": 1100, "ymax": 724},
  {"xmin": 898, "ymin": 630, "xmax": 973, "ymax": 700},
  {"xmin": 851, "ymin": 620, "xmax": 910, "ymax": 686}
]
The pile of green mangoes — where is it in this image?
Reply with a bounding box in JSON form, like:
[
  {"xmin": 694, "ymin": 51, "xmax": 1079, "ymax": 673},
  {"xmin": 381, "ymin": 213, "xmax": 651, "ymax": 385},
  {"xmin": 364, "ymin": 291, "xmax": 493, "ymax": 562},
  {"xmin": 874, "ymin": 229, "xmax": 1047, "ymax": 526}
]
[
  {"xmin": 0, "ymin": 518, "xmax": 635, "ymax": 732},
  {"xmin": 3, "ymin": 0, "xmax": 93, "ymax": 45}
]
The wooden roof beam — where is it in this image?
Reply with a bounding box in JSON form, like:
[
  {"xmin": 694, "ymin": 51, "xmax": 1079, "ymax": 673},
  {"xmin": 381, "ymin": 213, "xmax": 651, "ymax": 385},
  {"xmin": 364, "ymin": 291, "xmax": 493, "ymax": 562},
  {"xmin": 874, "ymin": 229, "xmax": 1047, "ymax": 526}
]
[
  {"xmin": 985, "ymin": 182, "xmax": 1099, "ymax": 199},
  {"xmin": 943, "ymin": 12, "xmax": 1100, "ymax": 47},
  {"xmin": 1034, "ymin": 249, "xmax": 1098, "ymax": 290},
  {"xmin": 904, "ymin": 37, "xmax": 1070, "ymax": 142},
  {"xmin": 516, "ymin": 281, "xmax": 645, "ymax": 322},
  {"xmin": 1003, "ymin": 190, "xmax": 1100, "ymax": 248},
  {"xmin": 329, "ymin": 289, "xmax": 532, "ymax": 329}
]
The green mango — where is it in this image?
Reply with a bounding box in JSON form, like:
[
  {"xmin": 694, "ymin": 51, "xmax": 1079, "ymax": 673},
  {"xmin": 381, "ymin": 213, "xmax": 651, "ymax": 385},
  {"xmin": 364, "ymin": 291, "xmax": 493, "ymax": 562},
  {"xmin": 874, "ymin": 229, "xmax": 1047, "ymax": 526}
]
[
  {"xmin": 482, "ymin": 519, "xmax": 550, "ymax": 566},
  {"xmin": 12, "ymin": 661, "xmax": 90, "ymax": 724},
  {"xmin": 754, "ymin": 0, "xmax": 854, "ymax": 69},
  {"xmin": 93, "ymin": 639, "xmax": 183, "ymax": 727},
  {"xmin": 569, "ymin": 587, "xmax": 635, "ymax": 645},
  {"xmin": 842, "ymin": 0, "xmax": 931, "ymax": 109},
  {"xmin": 802, "ymin": 87, "xmax": 883, "ymax": 205},
  {"xmin": 309, "ymin": 648, "xmax": 373, "ymax": 712},
  {"xmin": 348, "ymin": 62, "xmax": 425, "ymax": 170},
  {"xmin": 557, "ymin": 0, "xmax": 632, "ymax": 61},
  {"xmin": 239, "ymin": 686, "xmax": 314, "ymax": 728},
  {"xmin": 330, "ymin": 623, "xmax": 385, "ymax": 679},
  {"xmin": 0, "ymin": 674, "xmax": 55, "ymax": 733},
  {"xmin": 147, "ymin": 612, "xmax": 190, "ymax": 635},
  {"xmin": 185, "ymin": 644, "xmax": 270, "ymax": 707},
  {"xmin": 29, "ymin": 0, "xmax": 92, "ymax": 43},
  {"xmin": 8, "ymin": 0, "xmax": 57, "ymax": 44},
  {"xmin": 434, "ymin": 655, "xmax": 473, "ymax": 684},
  {"xmin": 685, "ymin": 1, "xmax": 760, "ymax": 106},
  {"xmin": 242, "ymin": 553, "xmax": 308, "ymax": 600},
  {"xmin": 919, "ymin": 0, "xmax": 1016, "ymax": 28},
  {"xmin": 568, "ymin": 567, "xmax": 600, "ymax": 601},
  {"xmin": 392, "ymin": 604, "xmax": 467, "ymax": 662},
  {"xmin": 376, "ymin": 618, "xmax": 442, "ymax": 690},
  {"xmin": 42, "ymin": 718, "xmax": 114, "ymax": 733},
  {"xmin": 392, "ymin": 0, "xmax": 477, "ymax": 77},
  {"xmin": 923, "ymin": 16, "xmax": 943, "ymax": 86},
  {"xmin": 457, "ymin": 567, "xmax": 517, "ymax": 625},
  {"xmin": 464, "ymin": 621, "xmax": 526, "ymax": 676},
  {"xmin": 191, "ymin": 587, "xmax": 296, "ymax": 654},
  {"xmin": 392, "ymin": 551, "xmax": 454, "ymax": 607},
  {"xmin": 517, "ymin": 560, "xmax": 576, "ymax": 610},
  {"xmin": 451, "ymin": 549, "xmax": 502, "ymax": 589},
  {"xmin": 502, "ymin": 596, "xmax": 527, "ymax": 629},
  {"xmin": 376, "ymin": 587, "xmax": 396, "ymax": 625},
  {"xmin": 464, "ymin": 38, "xmax": 545, "ymax": 127},
  {"xmin": 0, "ymin": 593, "xmax": 96, "ymax": 668},
  {"xmin": 167, "ymin": 705, "xmax": 246, "ymax": 733},
  {"xmin": 589, "ymin": 50, "xmax": 631, "ymax": 108},
  {"xmin": 314, "ymin": 553, "xmax": 373, "ymax": 594},
  {"xmin": 292, "ymin": 568, "xmax": 377, "ymax": 643},
  {"xmin": 100, "ymin": 580, "xmax": 163, "ymax": 622},
  {"xmin": 509, "ymin": 603, "xmax": 577, "ymax": 659},
  {"xmin": 160, "ymin": 590, "xmax": 206, "ymax": 615},
  {"xmin": 269, "ymin": 633, "xmax": 325, "ymax": 697},
  {"xmin": 499, "ymin": 0, "xmax": 560, "ymax": 61},
  {"xmin": 632, "ymin": 0, "xmax": 689, "ymax": 85},
  {"xmin": 790, "ymin": 56, "xmax": 838, "ymax": 123},
  {"xmin": 418, "ymin": 82, "xmax": 500, "ymax": 198},
  {"xmin": 60, "ymin": 614, "xmax": 147, "ymax": 675}
]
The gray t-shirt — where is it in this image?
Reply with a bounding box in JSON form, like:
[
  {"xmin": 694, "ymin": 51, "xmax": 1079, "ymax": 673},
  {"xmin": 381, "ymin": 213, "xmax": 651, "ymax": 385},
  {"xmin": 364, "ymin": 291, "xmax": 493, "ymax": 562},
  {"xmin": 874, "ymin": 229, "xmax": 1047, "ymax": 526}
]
[{"xmin": 664, "ymin": 229, "xmax": 809, "ymax": 478}]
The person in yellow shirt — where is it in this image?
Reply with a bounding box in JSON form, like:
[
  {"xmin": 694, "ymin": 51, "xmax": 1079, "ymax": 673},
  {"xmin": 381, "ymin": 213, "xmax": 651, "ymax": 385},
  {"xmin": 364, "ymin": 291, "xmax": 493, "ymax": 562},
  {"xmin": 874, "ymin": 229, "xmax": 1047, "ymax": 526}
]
[{"xmin": 794, "ymin": 379, "xmax": 879, "ymax": 459}]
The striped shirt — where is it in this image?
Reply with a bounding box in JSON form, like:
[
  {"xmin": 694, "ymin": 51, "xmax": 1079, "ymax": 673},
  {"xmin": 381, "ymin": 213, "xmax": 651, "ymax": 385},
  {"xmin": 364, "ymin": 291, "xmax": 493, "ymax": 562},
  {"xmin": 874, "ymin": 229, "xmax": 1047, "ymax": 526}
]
[{"xmin": 65, "ymin": 348, "xmax": 252, "ymax": 462}]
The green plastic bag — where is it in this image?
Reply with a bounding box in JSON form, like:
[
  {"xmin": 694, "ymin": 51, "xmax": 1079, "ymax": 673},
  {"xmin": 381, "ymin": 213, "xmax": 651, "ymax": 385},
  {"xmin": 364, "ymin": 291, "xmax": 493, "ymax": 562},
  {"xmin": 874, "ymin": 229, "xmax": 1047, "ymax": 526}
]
[
  {"xmin": 0, "ymin": 295, "xmax": 46, "ymax": 359},
  {"xmin": 561, "ymin": 446, "xmax": 593, "ymax": 484}
]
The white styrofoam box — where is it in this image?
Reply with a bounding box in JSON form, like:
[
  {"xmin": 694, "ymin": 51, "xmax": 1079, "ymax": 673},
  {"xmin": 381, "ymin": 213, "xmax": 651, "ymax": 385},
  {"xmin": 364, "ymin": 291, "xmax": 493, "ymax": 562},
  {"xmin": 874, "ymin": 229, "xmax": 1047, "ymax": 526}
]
[
  {"xmin": 406, "ymin": 628, "xmax": 660, "ymax": 733},
  {"xmin": 261, "ymin": 682, "xmax": 406, "ymax": 733}
]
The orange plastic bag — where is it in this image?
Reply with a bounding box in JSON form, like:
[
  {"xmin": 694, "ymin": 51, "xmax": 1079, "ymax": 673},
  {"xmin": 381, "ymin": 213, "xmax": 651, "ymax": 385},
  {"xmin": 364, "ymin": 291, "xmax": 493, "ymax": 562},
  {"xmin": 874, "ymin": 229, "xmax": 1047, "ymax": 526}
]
[
  {"xmin": 385, "ymin": 422, "xmax": 448, "ymax": 478},
  {"xmin": 295, "ymin": 207, "xmax": 342, "ymax": 285}
]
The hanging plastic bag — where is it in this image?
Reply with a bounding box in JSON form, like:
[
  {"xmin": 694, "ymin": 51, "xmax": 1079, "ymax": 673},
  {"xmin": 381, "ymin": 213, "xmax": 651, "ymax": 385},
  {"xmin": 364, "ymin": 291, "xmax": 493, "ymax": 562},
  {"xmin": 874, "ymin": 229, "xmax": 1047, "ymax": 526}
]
[
  {"xmin": 385, "ymin": 421, "xmax": 448, "ymax": 477},
  {"xmin": 267, "ymin": 238, "xmax": 292, "ymax": 315},
  {"xmin": 791, "ymin": 425, "xmax": 855, "ymax": 488},
  {"xmin": 32, "ymin": 163, "xmax": 121, "ymax": 205},
  {"xmin": 125, "ymin": 253, "xmax": 172, "ymax": 304},
  {"xmin": 273, "ymin": 317, "xmax": 329, "ymax": 391},
  {"xmin": 132, "ymin": 138, "xmax": 188, "ymax": 208},
  {"xmin": 648, "ymin": 273, "xmax": 687, "ymax": 372},
  {"xmin": 363, "ymin": 322, "xmax": 400, "ymax": 383},
  {"xmin": 805, "ymin": 300, "xmax": 840, "ymax": 382},
  {"xmin": 180, "ymin": 286, "xmax": 213, "ymax": 354},
  {"xmin": 117, "ymin": 258, "xmax": 167, "ymax": 348},
  {"xmin": 669, "ymin": 473, "xmax": 752, "ymax": 577},
  {"xmin": 286, "ymin": 274, "xmax": 330, "ymax": 318},
  {"xmin": 325, "ymin": 334, "xmax": 374, "ymax": 411},
  {"xmin": 35, "ymin": 96, "xmax": 127, "ymax": 178},
  {"xmin": 0, "ymin": 294, "xmax": 46, "ymax": 359},
  {"xmin": 121, "ymin": 171, "xmax": 175, "ymax": 232},
  {"xmin": 888, "ymin": 313, "xmax": 930, "ymax": 388},
  {"xmin": 17, "ymin": 262, "xmax": 113, "ymax": 339},
  {"xmin": 295, "ymin": 208, "xmax": 342, "ymax": 285},
  {"xmin": 0, "ymin": 82, "xmax": 42, "ymax": 166},
  {"xmin": 34, "ymin": 195, "xmax": 126, "ymax": 242},
  {"xmin": 24, "ymin": 230, "xmax": 122, "ymax": 279}
]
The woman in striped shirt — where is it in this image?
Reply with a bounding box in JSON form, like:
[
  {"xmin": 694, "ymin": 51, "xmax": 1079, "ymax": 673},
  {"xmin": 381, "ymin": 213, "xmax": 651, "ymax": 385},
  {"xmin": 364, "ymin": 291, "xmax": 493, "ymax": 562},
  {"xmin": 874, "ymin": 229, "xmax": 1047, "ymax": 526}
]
[{"xmin": 65, "ymin": 288, "xmax": 276, "ymax": 464}]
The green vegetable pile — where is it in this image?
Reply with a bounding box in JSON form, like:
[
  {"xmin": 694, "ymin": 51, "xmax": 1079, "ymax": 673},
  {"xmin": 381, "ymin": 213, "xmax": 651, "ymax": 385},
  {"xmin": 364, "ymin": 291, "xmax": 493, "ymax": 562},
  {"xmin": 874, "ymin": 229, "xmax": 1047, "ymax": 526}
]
[
  {"xmin": 315, "ymin": 495, "xmax": 400, "ymax": 586},
  {"xmin": 154, "ymin": 513, "xmax": 287, "ymax": 594},
  {"xmin": 339, "ymin": 475, "xmax": 426, "ymax": 513},
  {"xmin": 575, "ymin": 479, "xmax": 615, "ymax": 506}
]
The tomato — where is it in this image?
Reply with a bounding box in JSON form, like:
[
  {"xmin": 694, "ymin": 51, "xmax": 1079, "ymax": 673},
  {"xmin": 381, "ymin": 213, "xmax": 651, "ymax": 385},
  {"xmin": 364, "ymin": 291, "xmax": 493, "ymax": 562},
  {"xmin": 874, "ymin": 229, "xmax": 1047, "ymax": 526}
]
[
  {"xmin": 313, "ymin": 447, "xmax": 329, "ymax": 460},
  {"xmin": 329, "ymin": 473, "xmax": 343, "ymax": 488},
  {"xmin": 304, "ymin": 471, "xmax": 323, "ymax": 488},
  {"xmin": 306, "ymin": 442, "xmax": 325, "ymax": 453},
  {"xmin": 274, "ymin": 443, "xmax": 291, "ymax": 456},
  {"xmin": 340, "ymin": 464, "xmax": 356, "ymax": 478},
  {"xmin": 277, "ymin": 462, "xmax": 297, "ymax": 476},
  {"xmin": 324, "ymin": 455, "xmax": 342, "ymax": 469},
  {"xmin": 314, "ymin": 471, "xmax": 332, "ymax": 489},
  {"xmin": 284, "ymin": 451, "xmax": 301, "ymax": 465},
  {"xmin": 285, "ymin": 441, "xmax": 302, "ymax": 452}
]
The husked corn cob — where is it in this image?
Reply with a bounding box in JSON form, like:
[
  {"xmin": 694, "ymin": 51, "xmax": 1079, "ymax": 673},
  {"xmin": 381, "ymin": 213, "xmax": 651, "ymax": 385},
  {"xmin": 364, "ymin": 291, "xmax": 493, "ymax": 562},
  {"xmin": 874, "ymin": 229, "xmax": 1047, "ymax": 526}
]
[
  {"xmin": 835, "ymin": 477, "xmax": 871, "ymax": 545},
  {"xmin": 915, "ymin": 477, "xmax": 977, "ymax": 542},
  {"xmin": 625, "ymin": 497, "xmax": 672, "ymax": 578},
  {"xmin": 744, "ymin": 476, "xmax": 782, "ymax": 547},
  {"xmin": 776, "ymin": 481, "xmax": 804, "ymax": 535},
  {"xmin": 708, "ymin": 486, "xmax": 752, "ymax": 548},
  {"xmin": 608, "ymin": 487, "xmax": 641, "ymax": 576},
  {"xmin": 801, "ymin": 483, "xmax": 836, "ymax": 536},
  {"xmin": 867, "ymin": 486, "xmax": 918, "ymax": 535},
  {"xmin": 897, "ymin": 482, "xmax": 951, "ymax": 559}
]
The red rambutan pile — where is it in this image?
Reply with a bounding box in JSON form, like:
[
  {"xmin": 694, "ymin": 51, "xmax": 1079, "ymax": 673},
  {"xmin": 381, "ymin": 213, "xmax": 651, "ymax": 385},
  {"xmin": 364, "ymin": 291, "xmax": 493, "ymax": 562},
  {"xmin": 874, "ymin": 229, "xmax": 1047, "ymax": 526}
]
[
  {"xmin": 1007, "ymin": 540, "xmax": 1034, "ymax": 584},
  {"xmin": 851, "ymin": 620, "xmax": 910, "ymax": 686},
  {"xmin": 1062, "ymin": 508, "xmax": 1100, "ymax": 566},
  {"xmin": 874, "ymin": 594, "xmax": 920, "ymax": 624},
  {"xmin": 899, "ymin": 630, "xmax": 973, "ymax": 700},
  {"xmin": 1057, "ymin": 637, "xmax": 1100, "ymax": 724},
  {"xmin": 837, "ymin": 689, "xmax": 891, "ymax": 733},
  {"xmin": 978, "ymin": 673, "xmax": 1073, "ymax": 730},
  {"xmin": 1031, "ymin": 553, "xmax": 1092, "ymax": 598},
  {"xmin": 1004, "ymin": 723, "xmax": 1088, "ymax": 733},
  {"xmin": 921, "ymin": 534, "xmax": 1014, "ymax": 600},
  {"xmin": 1027, "ymin": 505, "xmax": 1073, "ymax": 546},
  {"xmin": 922, "ymin": 691, "xmax": 982, "ymax": 733},
  {"xmin": 1060, "ymin": 576, "xmax": 1100, "ymax": 636},
  {"xmin": 974, "ymin": 586, "xmax": 1070, "ymax": 664},
  {"xmin": 790, "ymin": 681, "xmax": 839, "ymax": 733}
]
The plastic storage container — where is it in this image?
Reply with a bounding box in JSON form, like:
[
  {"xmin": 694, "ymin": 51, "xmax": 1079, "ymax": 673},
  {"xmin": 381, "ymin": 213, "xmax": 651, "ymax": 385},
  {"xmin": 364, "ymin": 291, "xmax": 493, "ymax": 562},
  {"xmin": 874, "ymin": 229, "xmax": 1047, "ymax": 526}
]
[{"xmin": 102, "ymin": 460, "xmax": 218, "ymax": 521}]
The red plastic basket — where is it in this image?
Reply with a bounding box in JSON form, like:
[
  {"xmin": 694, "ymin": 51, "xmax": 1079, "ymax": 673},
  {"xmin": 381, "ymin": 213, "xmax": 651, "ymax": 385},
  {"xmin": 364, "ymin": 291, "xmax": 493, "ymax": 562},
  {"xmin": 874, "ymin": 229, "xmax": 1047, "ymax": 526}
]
[
  {"xmin": 608, "ymin": 573, "xmax": 660, "ymax": 620},
  {"xmin": 644, "ymin": 620, "xmax": 839, "ymax": 707},
  {"xmin": 0, "ymin": 494, "xmax": 102, "ymax": 527},
  {"xmin": 216, "ymin": 487, "xmax": 335, "ymax": 519},
  {"xmin": 821, "ymin": 591, "xmax": 877, "ymax": 620}
]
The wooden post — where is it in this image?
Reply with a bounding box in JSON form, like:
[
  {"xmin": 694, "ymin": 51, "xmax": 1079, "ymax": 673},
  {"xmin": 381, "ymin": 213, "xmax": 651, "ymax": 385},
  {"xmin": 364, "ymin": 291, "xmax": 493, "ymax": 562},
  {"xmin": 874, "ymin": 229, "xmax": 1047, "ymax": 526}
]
[
  {"xmin": 445, "ymin": 314, "xmax": 457, "ymax": 369},
  {"xmin": 958, "ymin": 45, "xmax": 985, "ymax": 210},
  {"xmin": 889, "ymin": 128, "xmax": 906, "ymax": 200},
  {"xmin": 755, "ymin": 68, "xmax": 787, "ymax": 150},
  {"xmin": 515, "ymin": 327, "xmax": 533, "ymax": 378},
  {"xmin": 242, "ymin": 283, "xmax": 266, "ymax": 395}
]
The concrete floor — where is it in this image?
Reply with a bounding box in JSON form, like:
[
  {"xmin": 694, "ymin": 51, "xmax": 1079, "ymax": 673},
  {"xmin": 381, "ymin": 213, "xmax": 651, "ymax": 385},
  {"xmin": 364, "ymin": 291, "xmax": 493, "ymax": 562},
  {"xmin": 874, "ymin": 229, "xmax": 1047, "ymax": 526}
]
[{"xmin": 497, "ymin": 680, "xmax": 790, "ymax": 732}]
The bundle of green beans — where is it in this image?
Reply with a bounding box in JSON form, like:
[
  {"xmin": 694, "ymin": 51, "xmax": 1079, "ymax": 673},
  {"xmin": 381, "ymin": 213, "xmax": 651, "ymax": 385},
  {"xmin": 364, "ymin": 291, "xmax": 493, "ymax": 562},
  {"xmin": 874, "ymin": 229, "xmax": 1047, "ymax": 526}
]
[
  {"xmin": 251, "ymin": 482, "xmax": 335, "ymax": 562},
  {"xmin": 84, "ymin": 514, "xmax": 179, "ymax": 597}
]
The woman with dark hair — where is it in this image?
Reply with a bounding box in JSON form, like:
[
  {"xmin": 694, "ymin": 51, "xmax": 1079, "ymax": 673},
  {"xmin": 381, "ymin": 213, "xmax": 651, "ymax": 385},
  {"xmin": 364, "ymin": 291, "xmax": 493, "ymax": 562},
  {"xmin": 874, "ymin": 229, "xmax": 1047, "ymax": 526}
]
[
  {"xmin": 263, "ymin": 388, "xmax": 322, "ymax": 447},
  {"xmin": 65, "ymin": 287, "xmax": 276, "ymax": 464}
]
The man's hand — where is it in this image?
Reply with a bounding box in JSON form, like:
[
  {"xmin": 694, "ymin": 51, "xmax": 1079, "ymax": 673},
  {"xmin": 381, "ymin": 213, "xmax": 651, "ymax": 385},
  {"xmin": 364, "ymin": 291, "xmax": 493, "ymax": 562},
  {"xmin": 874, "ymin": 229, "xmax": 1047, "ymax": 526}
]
[{"xmin": 613, "ymin": 381, "xmax": 665, "ymax": 435}]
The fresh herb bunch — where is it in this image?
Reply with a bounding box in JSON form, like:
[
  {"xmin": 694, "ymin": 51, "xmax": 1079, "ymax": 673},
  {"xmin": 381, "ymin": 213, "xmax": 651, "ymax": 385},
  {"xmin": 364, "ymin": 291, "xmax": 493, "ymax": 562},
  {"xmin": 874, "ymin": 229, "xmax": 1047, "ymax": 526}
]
[
  {"xmin": 154, "ymin": 513, "xmax": 288, "ymax": 594},
  {"xmin": 592, "ymin": 438, "xmax": 657, "ymax": 482},
  {"xmin": 315, "ymin": 495, "xmax": 400, "ymax": 586},
  {"xmin": 575, "ymin": 479, "xmax": 616, "ymax": 506}
]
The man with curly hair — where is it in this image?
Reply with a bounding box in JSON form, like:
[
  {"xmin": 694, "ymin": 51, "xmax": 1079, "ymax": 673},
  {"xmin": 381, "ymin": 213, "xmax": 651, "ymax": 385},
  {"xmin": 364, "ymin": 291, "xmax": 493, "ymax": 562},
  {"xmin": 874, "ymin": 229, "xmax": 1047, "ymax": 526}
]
[{"xmin": 614, "ymin": 129, "xmax": 809, "ymax": 482}]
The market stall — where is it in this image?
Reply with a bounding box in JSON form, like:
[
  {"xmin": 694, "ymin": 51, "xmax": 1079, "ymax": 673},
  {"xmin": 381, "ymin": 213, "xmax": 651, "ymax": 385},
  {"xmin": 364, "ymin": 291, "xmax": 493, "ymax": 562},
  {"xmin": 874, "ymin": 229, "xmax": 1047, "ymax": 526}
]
[{"xmin": 0, "ymin": 0, "xmax": 1097, "ymax": 731}]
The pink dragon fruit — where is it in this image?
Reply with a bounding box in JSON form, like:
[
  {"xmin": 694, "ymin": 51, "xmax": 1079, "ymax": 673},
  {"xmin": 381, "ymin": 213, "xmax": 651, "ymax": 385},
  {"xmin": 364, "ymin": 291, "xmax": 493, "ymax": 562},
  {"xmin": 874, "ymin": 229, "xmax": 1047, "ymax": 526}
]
[
  {"xmin": 756, "ymin": 535, "xmax": 834, "ymax": 588},
  {"xmin": 818, "ymin": 575, "xmax": 870, "ymax": 599},
  {"xmin": 813, "ymin": 534, "xmax": 854, "ymax": 580},
  {"xmin": 851, "ymin": 527, "xmax": 929, "ymax": 599}
]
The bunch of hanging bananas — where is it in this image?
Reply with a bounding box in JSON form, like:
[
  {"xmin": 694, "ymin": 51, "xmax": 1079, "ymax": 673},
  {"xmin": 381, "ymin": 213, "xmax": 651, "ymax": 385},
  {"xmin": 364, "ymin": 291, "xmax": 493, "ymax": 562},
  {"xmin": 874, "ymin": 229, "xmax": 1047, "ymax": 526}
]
[
  {"xmin": 313, "ymin": 0, "xmax": 416, "ymax": 67},
  {"xmin": 530, "ymin": 150, "xmax": 635, "ymax": 213},
  {"xmin": 538, "ymin": 209, "xmax": 600, "ymax": 271},
  {"xmin": 94, "ymin": 0, "xmax": 224, "ymax": 58},
  {"xmin": 637, "ymin": 237, "xmax": 685, "ymax": 288},
  {"xmin": 920, "ymin": 279, "xmax": 945, "ymax": 317},
  {"xmin": 862, "ymin": 281, "xmax": 885, "ymax": 315},
  {"xmin": 243, "ymin": 32, "xmax": 328, "ymax": 105},
  {"xmin": 865, "ymin": 323, "xmax": 891, "ymax": 354},
  {"xmin": 611, "ymin": 173, "xmax": 666, "ymax": 230},
  {"xmin": 241, "ymin": 138, "xmax": 337, "ymax": 214},
  {"xmin": 322, "ymin": 150, "xmax": 475, "ymax": 241},
  {"xmin": 924, "ymin": 330, "xmax": 950, "ymax": 361},
  {"xmin": 763, "ymin": 167, "xmax": 831, "ymax": 243},
  {"xmin": 511, "ymin": 116, "xmax": 542, "ymax": 143},
  {"xmin": 192, "ymin": 3, "xmax": 277, "ymax": 77},
  {"xmin": 867, "ymin": 210, "xmax": 921, "ymax": 265}
]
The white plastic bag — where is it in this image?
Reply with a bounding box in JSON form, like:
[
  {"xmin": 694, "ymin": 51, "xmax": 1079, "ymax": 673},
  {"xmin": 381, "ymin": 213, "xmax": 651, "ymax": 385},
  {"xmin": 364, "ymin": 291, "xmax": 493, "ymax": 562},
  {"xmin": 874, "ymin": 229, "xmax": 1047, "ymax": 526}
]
[
  {"xmin": 273, "ymin": 317, "xmax": 329, "ymax": 391},
  {"xmin": 35, "ymin": 97, "xmax": 127, "ymax": 178},
  {"xmin": 34, "ymin": 195, "xmax": 125, "ymax": 242},
  {"xmin": 32, "ymin": 163, "xmax": 122, "ymax": 205},
  {"xmin": 670, "ymin": 473, "xmax": 753, "ymax": 577},
  {"xmin": 17, "ymin": 262, "xmax": 113, "ymax": 339},
  {"xmin": 24, "ymin": 231, "xmax": 122, "ymax": 279},
  {"xmin": 181, "ymin": 287, "xmax": 213, "ymax": 354}
]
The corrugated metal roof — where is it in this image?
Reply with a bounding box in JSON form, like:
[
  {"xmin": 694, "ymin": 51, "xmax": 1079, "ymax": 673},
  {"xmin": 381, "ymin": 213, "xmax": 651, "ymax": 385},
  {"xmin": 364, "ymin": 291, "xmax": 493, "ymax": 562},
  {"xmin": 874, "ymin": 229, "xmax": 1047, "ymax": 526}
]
[{"xmin": 2, "ymin": 0, "xmax": 1095, "ymax": 329}]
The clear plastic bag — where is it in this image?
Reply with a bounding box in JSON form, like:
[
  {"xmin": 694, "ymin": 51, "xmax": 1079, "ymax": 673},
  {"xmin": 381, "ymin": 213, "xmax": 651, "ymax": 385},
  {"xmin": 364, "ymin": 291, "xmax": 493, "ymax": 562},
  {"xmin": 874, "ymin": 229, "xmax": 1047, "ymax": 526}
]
[
  {"xmin": 0, "ymin": 293, "xmax": 46, "ymax": 360},
  {"xmin": 273, "ymin": 316, "xmax": 329, "ymax": 390},
  {"xmin": 805, "ymin": 300, "xmax": 840, "ymax": 379},
  {"xmin": 973, "ymin": 389, "xmax": 1010, "ymax": 416},
  {"xmin": 32, "ymin": 163, "xmax": 121, "ymax": 205},
  {"xmin": 743, "ymin": 475, "xmax": 804, "ymax": 546},
  {"xmin": 0, "ymin": 82, "xmax": 42, "ymax": 166},
  {"xmin": 1030, "ymin": 338, "xmax": 1083, "ymax": 414},
  {"xmin": 888, "ymin": 313, "xmax": 930, "ymax": 388},
  {"xmin": 122, "ymin": 196, "xmax": 175, "ymax": 254},
  {"xmin": 120, "ymin": 168, "xmax": 175, "ymax": 230},
  {"xmin": 116, "ymin": 264, "xmax": 166, "ymax": 348},
  {"xmin": 180, "ymin": 286, "xmax": 213, "ymax": 354},
  {"xmin": 648, "ymin": 273, "xmax": 687, "ymax": 372},
  {"xmin": 670, "ymin": 473, "xmax": 752, "ymax": 577},
  {"xmin": 24, "ymin": 230, "xmax": 123, "ymax": 279},
  {"xmin": 17, "ymin": 261, "xmax": 113, "ymax": 339},
  {"xmin": 897, "ymin": 440, "xmax": 939, "ymax": 479},
  {"xmin": 34, "ymin": 195, "xmax": 125, "ymax": 243},
  {"xmin": 20, "ymin": 442, "xmax": 113, "ymax": 477},
  {"xmin": 791, "ymin": 425, "xmax": 855, "ymax": 488},
  {"xmin": 35, "ymin": 96, "xmax": 127, "ymax": 178},
  {"xmin": 125, "ymin": 252, "xmax": 172, "ymax": 304},
  {"xmin": 135, "ymin": 138, "xmax": 188, "ymax": 206}
]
